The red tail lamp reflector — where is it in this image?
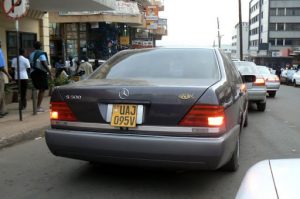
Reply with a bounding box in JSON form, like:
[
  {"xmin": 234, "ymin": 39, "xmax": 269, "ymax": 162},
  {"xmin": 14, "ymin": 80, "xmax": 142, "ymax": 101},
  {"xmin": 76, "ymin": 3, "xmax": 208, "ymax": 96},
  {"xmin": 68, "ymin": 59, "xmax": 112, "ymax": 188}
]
[
  {"xmin": 179, "ymin": 105, "xmax": 225, "ymax": 127},
  {"xmin": 254, "ymin": 78, "xmax": 265, "ymax": 86},
  {"xmin": 50, "ymin": 102, "xmax": 77, "ymax": 121}
]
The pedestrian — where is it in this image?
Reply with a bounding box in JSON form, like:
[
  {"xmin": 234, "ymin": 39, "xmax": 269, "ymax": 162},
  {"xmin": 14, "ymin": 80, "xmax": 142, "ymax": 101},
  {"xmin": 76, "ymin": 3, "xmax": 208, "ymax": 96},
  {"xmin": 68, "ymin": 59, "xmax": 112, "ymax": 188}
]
[
  {"xmin": 29, "ymin": 41, "xmax": 52, "ymax": 112},
  {"xmin": 0, "ymin": 40, "xmax": 12, "ymax": 118},
  {"xmin": 76, "ymin": 57, "xmax": 93, "ymax": 78},
  {"xmin": 11, "ymin": 48, "xmax": 31, "ymax": 109}
]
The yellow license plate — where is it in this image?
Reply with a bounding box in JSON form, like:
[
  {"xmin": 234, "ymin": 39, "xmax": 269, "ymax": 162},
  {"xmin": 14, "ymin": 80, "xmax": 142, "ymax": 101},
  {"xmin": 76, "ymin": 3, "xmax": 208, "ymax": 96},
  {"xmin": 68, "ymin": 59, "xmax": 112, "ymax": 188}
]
[{"xmin": 111, "ymin": 104, "xmax": 137, "ymax": 127}]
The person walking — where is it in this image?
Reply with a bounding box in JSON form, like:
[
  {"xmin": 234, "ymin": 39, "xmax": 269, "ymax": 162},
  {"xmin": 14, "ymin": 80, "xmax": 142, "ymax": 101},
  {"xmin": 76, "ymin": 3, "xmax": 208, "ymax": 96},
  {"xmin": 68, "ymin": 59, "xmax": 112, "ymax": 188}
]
[
  {"xmin": 11, "ymin": 48, "xmax": 31, "ymax": 109},
  {"xmin": 0, "ymin": 40, "xmax": 12, "ymax": 118},
  {"xmin": 29, "ymin": 41, "xmax": 52, "ymax": 112}
]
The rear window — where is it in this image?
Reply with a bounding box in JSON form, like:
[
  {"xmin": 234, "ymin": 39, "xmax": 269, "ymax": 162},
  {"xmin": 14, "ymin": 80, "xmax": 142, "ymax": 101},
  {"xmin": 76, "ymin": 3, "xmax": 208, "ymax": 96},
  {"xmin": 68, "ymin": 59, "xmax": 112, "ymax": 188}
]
[
  {"xmin": 233, "ymin": 61, "xmax": 257, "ymax": 74},
  {"xmin": 257, "ymin": 66, "xmax": 271, "ymax": 75},
  {"xmin": 90, "ymin": 48, "xmax": 220, "ymax": 80}
]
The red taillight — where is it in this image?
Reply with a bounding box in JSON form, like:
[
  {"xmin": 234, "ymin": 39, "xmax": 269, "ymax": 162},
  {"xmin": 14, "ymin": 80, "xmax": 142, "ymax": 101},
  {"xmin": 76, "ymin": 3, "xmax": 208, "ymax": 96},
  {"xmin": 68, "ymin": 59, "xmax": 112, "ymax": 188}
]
[
  {"xmin": 254, "ymin": 78, "xmax": 265, "ymax": 86},
  {"xmin": 179, "ymin": 105, "xmax": 225, "ymax": 127},
  {"xmin": 50, "ymin": 102, "xmax": 77, "ymax": 121}
]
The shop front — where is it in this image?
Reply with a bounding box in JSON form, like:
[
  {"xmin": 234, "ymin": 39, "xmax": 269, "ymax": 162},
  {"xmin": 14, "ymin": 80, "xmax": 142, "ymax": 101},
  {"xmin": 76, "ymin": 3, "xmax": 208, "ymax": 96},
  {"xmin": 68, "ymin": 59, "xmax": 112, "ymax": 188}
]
[{"xmin": 50, "ymin": 22, "xmax": 132, "ymax": 64}]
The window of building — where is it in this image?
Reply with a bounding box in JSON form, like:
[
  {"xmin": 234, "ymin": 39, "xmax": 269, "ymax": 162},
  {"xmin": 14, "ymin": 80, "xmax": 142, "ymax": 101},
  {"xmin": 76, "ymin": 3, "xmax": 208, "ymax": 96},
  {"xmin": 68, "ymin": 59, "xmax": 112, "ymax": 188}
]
[
  {"xmin": 270, "ymin": 8, "xmax": 276, "ymax": 16},
  {"xmin": 269, "ymin": 39, "xmax": 275, "ymax": 46},
  {"xmin": 277, "ymin": 39, "xmax": 283, "ymax": 46},
  {"xmin": 286, "ymin": 8, "xmax": 300, "ymax": 16},
  {"xmin": 278, "ymin": 8, "xmax": 285, "ymax": 16},
  {"xmin": 286, "ymin": 23, "xmax": 300, "ymax": 31},
  {"xmin": 285, "ymin": 39, "xmax": 292, "ymax": 46},
  {"xmin": 277, "ymin": 23, "xmax": 284, "ymax": 31},
  {"xmin": 6, "ymin": 31, "xmax": 37, "ymax": 66},
  {"xmin": 269, "ymin": 23, "xmax": 276, "ymax": 31}
]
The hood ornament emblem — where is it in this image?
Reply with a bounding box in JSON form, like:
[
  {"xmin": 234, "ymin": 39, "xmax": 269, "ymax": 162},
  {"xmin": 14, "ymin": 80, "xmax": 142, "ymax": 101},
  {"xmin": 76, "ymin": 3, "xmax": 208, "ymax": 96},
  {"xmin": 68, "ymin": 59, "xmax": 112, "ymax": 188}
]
[
  {"xmin": 178, "ymin": 93, "xmax": 194, "ymax": 100},
  {"xmin": 119, "ymin": 88, "xmax": 130, "ymax": 99}
]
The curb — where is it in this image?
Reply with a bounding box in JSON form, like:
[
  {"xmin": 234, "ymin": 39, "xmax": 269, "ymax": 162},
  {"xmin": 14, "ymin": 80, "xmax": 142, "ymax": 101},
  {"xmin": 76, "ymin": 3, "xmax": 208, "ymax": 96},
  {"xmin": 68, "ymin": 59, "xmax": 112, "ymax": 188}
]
[{"xmin": 0, "ymin": 126, "xmax": 49, "ymax": 149}]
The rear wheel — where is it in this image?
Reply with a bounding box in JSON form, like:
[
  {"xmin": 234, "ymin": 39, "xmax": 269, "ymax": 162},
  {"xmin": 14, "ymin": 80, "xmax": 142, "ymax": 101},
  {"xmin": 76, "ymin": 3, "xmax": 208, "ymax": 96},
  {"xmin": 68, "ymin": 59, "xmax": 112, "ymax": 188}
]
[
  {"xmin": 268, "ymin": 91, "xmax": 276, "ymax": 98},
  {"xmin": 257, "ymin": 102, "xmax": 266, "ymax": 112},
  {"xmin": 222, "ymin": 135, "xmax": 240, "ymax": 172},
  {"xmin": 243, "ymin": 111, "xmax": 248, "ymax": 127}
]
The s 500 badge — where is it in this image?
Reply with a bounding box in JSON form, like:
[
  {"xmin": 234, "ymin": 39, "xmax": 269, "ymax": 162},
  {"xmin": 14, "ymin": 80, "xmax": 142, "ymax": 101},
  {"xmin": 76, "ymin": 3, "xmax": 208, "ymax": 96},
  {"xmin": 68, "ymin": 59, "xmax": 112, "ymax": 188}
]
[{"xmin": 65, "ymin": 95, "xmax": 82, "ymax": 100}]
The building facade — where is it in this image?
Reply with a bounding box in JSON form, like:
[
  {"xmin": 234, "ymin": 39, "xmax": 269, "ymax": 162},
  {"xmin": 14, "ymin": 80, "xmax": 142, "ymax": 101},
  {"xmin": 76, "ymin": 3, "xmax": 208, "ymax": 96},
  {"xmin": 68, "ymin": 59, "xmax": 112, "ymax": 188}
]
[
  {"xmin": 48, "ymin": 0, "xmax": 167, "ymax": 63},
  {"xmin": 248, "ymin": 0, "xmax": 300, "ymax": 67},
  {"xmin": 0, "ymin": 0, "xmax": 116, "ymax": 71},
  {"xmin": 231, "ymin": 22, "xmax": 249, "ymax": 60}
]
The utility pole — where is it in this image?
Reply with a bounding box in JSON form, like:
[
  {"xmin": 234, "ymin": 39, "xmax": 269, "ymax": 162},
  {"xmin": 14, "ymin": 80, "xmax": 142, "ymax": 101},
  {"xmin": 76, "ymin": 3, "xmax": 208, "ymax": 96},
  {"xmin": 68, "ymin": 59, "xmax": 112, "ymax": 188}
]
[
  {"xmin": 238, "ymin": 0, "xmax": 243, "ymax": 60},
  {"xmin": 217, "ymin": 17, "xmax": 221, "ymax": 48}
]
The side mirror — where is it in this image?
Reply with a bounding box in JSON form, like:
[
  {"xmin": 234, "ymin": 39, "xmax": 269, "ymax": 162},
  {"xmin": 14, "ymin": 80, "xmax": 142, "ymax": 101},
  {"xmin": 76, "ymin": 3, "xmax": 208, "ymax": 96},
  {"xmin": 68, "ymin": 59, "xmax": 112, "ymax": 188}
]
[{"xmin": 242, "ymin": 75, "xmax": 256, "ymax": 83}]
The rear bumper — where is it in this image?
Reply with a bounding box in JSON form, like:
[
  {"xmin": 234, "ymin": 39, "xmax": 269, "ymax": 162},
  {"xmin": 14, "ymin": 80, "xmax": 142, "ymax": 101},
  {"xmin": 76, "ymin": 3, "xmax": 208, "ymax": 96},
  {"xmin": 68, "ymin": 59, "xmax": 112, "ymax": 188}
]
[
  {"xmin": 248, "ymin": 89, "xmax": 266, "ymax": 102},
  {"xmin": 266, "ymin": 82, "xmax": 280, "ymax": 91},
  {"xmin": 45, "ymin": 125, "xmax": 240, "ymax": 170}
]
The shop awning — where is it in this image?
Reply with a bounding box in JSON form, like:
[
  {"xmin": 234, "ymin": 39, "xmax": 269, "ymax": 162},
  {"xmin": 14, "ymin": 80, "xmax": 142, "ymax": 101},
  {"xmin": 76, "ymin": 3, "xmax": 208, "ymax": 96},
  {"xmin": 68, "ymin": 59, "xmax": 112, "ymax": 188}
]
[{"xmin": 29, "ymin": 0, "xmax": 116, "ymax": 12}]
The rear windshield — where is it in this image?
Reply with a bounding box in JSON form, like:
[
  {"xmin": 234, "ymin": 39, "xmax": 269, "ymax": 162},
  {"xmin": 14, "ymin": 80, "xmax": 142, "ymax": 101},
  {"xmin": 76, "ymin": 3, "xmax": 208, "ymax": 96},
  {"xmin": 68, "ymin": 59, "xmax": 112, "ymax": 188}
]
[
  {"xmin": 257, "ymin": 66, "xmax": 271, "ymax": 75},
  {"xmin": 89, "ymin": 48, "xmax": 220, "ymax": 80},
  {"xmin": 233, "ymin": 62, "xmax": 257, "ymax": 74}
]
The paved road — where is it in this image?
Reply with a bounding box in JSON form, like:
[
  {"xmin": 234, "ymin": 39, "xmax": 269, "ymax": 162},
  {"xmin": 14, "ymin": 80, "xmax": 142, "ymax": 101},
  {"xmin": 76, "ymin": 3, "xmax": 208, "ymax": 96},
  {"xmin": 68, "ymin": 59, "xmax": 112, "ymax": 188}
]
[{"xmin": 1, "ymin": 85, "xmax": 300, "ymax": 199}]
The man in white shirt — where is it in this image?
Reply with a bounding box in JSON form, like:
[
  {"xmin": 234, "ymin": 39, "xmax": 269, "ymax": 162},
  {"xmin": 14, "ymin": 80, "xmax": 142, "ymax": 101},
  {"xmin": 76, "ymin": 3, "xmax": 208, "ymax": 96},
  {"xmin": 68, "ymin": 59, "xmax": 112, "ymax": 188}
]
[{"xmin": 11, "ymin": 48, "xmax": 30, "ymax": 109}]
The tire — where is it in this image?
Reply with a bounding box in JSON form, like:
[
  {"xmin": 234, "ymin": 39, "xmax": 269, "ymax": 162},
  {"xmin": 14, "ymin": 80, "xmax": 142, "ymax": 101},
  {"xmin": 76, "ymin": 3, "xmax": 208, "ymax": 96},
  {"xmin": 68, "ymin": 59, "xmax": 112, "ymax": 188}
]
[
  {"xmin": 268, "ymin": 91, "xmax": 276, "ymax": 98},
  {"xmin": 222, "ymin": 135, "xmax": 240, "ymax": 172},
  {"xmin": 257, "ymin": 102, "xmax": 266, "ymax": 112},
  {"xmin": 243, "ymin": 111, "xmax": 248, "ymax": 127}
]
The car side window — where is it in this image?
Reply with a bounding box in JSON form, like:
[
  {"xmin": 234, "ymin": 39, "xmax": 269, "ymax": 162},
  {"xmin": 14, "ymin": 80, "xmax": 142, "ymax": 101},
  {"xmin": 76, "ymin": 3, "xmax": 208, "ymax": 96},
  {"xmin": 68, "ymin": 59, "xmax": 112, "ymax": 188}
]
[{"xmin": 221, "ymin": 53, "xmax": 238, "ymax": 82}]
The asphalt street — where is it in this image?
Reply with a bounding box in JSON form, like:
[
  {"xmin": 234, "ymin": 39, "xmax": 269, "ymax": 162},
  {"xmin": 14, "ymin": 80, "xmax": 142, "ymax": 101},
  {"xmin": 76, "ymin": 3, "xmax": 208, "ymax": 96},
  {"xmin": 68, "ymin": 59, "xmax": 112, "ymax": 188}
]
[{"xmin": 1, "ymin": 85, "xmax": 300, "ymax": 199}]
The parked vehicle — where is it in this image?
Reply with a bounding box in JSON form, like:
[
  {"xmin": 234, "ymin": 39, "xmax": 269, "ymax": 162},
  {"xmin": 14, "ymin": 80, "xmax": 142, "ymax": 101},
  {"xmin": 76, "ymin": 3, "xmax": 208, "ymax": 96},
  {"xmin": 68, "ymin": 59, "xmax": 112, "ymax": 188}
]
[
  {"xmin": 256, "ymin": 65, "xmax": 280, "ymax": 97},
  {"xmin": 236, "ymin": 159, "xmax": 300, "ymax": 199},
  {"xmin": 233, "ymin": 61, "xmax": 267, "ymax": 112},
  {"xmin": 45, "ymin": 47, "xmax": 255, "ymax": 171},
  {"xmin": 280, "ymin": 69, "xmax": 288, "ymax": 84},
  {"xmin": 292, "ymin": 70, "xmax": 300, "ymax": 87},
  {"xmin": 287, "ymin": 69, "xmax": 296, "ymax": 85}
]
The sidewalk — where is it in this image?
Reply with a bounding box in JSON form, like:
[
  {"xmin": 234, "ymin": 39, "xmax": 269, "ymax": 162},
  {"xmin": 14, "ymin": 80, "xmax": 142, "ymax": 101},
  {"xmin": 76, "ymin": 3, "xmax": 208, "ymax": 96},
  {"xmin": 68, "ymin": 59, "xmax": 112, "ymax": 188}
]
[{"xmin": 0, "ymin": 96, "xmax": 51, "ymax": 149}]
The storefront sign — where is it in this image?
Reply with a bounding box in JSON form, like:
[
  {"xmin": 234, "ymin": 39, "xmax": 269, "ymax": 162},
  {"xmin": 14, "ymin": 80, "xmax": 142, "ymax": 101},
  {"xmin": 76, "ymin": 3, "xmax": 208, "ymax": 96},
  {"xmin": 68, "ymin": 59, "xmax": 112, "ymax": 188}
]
[
  {"xmin": 60, "ymin": 1, "xmax": 140, "ymax": 16},
  {"xmin": 2, "ymin": 0, "xmax": 29, "ymax": 19},
  {"xmin": 146, "ymin": 20, "xmax": 158, "ymax": 30},
  {"xmin": 132, "ymin": 40, "xmax": 153, "ymax": 48},
  {"xmin": 158, "ymin": 18, "xmax": 168, "ymax": 26},
  {"xmin": 146, "ymin": 5, "xmax": 159, "ymax": 20},
  {"xmin": 120, "ymin": 36, "xmax": 130, "ymax": 45},
  {"xmin": 272, "ymin": 51, "xmax": 281, "ymax": 57}
]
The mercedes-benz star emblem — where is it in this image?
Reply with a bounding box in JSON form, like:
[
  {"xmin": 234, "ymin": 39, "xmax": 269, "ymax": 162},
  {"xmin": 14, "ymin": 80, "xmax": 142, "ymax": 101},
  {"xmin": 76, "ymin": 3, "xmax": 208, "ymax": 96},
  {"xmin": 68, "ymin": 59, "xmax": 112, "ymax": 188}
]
[{"xmin": 119, "ymin": 88, "xmax": 130, "ymax": 99}]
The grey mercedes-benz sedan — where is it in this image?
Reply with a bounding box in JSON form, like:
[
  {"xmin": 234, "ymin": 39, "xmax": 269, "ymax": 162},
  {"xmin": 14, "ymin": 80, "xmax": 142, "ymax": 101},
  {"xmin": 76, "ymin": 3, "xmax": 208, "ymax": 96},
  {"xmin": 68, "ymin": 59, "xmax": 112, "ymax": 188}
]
[{"xmin": 45, "ymin": 48, "xmax": 254, "ymax": 171}]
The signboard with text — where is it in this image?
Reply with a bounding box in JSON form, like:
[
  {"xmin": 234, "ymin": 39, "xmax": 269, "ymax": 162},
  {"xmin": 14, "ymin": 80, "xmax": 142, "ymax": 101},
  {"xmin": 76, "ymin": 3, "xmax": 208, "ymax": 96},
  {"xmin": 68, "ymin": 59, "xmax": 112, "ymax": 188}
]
[{"xmin": 146, "ymin": 5, "xmax": 159, "ymax": 20}]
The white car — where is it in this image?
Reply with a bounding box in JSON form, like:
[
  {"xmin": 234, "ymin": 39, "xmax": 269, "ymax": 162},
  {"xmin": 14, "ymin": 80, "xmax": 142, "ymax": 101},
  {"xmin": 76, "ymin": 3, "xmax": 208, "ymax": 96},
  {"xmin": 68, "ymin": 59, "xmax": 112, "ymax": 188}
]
[
  {"xmin": 236, "ymin": 159, "xmax": 300, "ymax": 199},
  {"xmin": 292, "ymin": 70, "xmax": 300, "ymax": 87},
  {"xmin": 256, "ymin": 65, "xmax": 280, "ymax": 97}
]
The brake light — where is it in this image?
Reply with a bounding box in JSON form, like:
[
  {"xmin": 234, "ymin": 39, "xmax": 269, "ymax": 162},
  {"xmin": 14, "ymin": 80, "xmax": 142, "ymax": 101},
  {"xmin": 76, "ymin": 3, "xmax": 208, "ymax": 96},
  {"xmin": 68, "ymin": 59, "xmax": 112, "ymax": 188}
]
[
  {"xmin": 254, "ymin": 78, "xmax": 265, "ymax": 86},
  {"xmin": 266, "ymin": 76, "xmax": 279, "ymax": 82},
  {"xmin": 179, "ymin": 105, "xmax": 225, "ymax": 127},
  {"xmin": 50, "ymin": 102, "xmax": 77, "ymax": 121}
]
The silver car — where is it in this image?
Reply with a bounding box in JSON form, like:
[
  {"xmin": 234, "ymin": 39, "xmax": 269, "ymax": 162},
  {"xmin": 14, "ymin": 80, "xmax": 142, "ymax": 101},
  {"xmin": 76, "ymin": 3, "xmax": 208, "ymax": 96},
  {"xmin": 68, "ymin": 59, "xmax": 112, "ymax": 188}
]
[
  {"xmin": 236, "ymin": 159, "xmax": 300, "ymax": 199},
  {"xmin": 233, "ymin": 61, "xmax": 267, "ymax": 112},
  {"xmin": 256, "ymin": 65, "xmax": 280, "ymax": 98}
]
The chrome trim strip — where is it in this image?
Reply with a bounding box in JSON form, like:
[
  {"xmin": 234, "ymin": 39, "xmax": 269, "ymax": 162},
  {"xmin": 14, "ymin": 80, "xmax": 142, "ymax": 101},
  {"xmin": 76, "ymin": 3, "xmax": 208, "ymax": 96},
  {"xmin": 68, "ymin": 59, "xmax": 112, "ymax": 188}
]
[
  {"xmin": 51, "ymin": 121, "xmax": 222, "ymax": 134},
  {"xmin": 137, "ymin": 105, "xmax": 144, "ymax": 124},
  {"xmin": 106, "ymin": 104, "xmax": 113, "ymax": 122}
]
